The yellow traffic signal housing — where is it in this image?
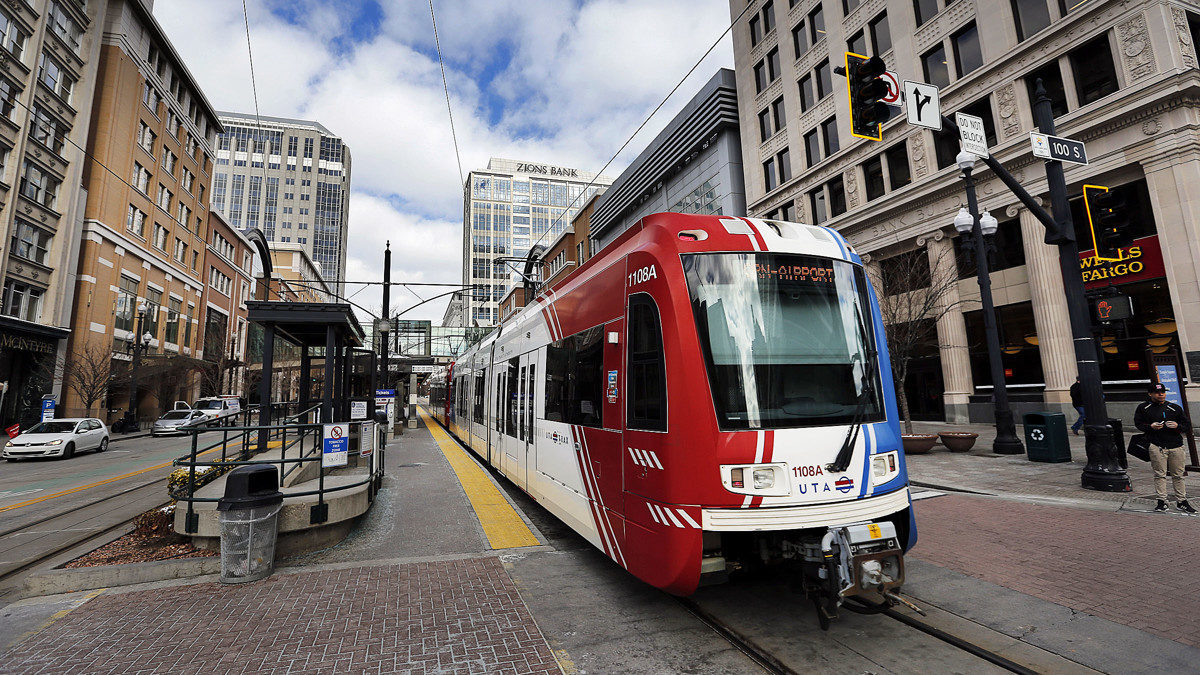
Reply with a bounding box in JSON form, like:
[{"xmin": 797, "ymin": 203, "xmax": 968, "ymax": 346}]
[
  {"xmin": 846, "ymin": 52, "xmax": 889, "ymax": 141},
  {"xmin": 1083, "ymin": 184, "xmax": 1130, "ymax": 262}
]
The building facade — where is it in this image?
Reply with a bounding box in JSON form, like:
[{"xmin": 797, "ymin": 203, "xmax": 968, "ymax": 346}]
[
  {"xmin": 729, "ymin": 0, "xmax": 1200, "ymax": 421},
  {"xmin": 0, "ymin": 0, "xmax": 104, "ymax": 425},
  {"xmin": 589, "ymin": 69, "xmax": 746, "ymax": 251},
  {"xmin": 212, "ymin": 112, "xmax": 351, "ymax": 294},
  {"xmin": 461, "ymin": 157, "xmax": 612, "ymax": 327},
  {"xmin": 199, "ymin": 209, "xmax": 253, "ymax": 397},
  {"xmin": 254, "ymin": 242, "xmax": 332, "ymax": 304},
  {"xmin": 64, "ymin": 0, "xmax": 220, "ymax": 424}
]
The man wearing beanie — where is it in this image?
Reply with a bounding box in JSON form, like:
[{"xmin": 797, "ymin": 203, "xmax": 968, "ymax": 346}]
[{"xmin": 1134, "ymin": 382, "xmax": 1195, "ymax": 513}]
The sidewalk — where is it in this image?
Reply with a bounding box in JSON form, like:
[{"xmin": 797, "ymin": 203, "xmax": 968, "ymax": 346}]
[{"xmin": 907, "ymin": 420, "xmax": 1200, "ymax": 509}]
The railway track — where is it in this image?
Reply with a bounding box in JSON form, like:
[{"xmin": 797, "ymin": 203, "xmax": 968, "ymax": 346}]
[{"xmin": 676, "ymin": 594, "xmax": 1039, "ymax": 675}]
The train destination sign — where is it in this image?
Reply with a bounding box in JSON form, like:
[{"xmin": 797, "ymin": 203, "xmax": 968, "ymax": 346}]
[{"xmin": 756, "ymin": 263, "xmax": 836, "ymax": 283}]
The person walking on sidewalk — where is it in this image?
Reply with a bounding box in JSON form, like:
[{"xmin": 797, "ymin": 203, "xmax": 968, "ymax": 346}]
[
  {"xmin": 1134, "ymin": 382, "xmax": 1195, "ymax": 513},
  {"xmin": 1070, "ymin": 377, "xmax": 1084, "ymax": 435}
]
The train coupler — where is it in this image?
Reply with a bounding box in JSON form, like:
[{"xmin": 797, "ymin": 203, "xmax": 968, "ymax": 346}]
[{"xmin": 824, "ymin": 521, "xmax": 905, "ymax": 600}]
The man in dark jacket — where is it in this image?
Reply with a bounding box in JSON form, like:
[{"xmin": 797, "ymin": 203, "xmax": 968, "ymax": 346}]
[
  {"xmin": 1134, "ymin": 382, "xmax": 1195, "ymax": 513},
  {"xmin": 1070, "ymin": 378, "xmax": 1084, "ymax": 435}
]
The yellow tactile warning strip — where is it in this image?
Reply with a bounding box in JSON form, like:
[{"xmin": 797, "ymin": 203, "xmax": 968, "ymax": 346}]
[{"xmin": 418, "ymin": 407, "xmax": 540, "ymax": 549}]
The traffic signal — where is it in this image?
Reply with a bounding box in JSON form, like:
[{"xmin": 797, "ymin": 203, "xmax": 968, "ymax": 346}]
[
  {"xmin": 846, "ymin": 52, "xmax": 890, "ymax": 141},
  {"xmin": 1083, "ymin": 185, "xmax": 1133, "ymax": 261}
]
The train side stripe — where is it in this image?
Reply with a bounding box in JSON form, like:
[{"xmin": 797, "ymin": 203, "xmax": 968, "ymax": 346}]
[
  {"xmin": 662, "ymin": 506, "xmax": 685, "ymax": 528},
  {"xmin": 647, "ymin": 503, "xmax": 662, "ymax": 524},
  {"xmin": 648, "ymin": 451, "xmax": 663, "ymax": 470},
  {"xmin": 743, "ymin": 219, "xmax": 769, "ymax": 251},
  {"xmin": 628, "ymin": 447, "xmax": 641, "ymax": 465},
  {"xmin": 677, "ymin": 510, "xmax": 700, "ymax": 529}
]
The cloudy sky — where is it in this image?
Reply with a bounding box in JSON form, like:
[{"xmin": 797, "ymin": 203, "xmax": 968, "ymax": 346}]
[{"xmin": 155, "ymin": 0, "xmax": 734, "ymax": 325}]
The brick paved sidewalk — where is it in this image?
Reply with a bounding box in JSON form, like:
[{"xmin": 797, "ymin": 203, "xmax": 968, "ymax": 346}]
[
  {"xmin": 911, "ymin": 494, "xmax": 1200, "ymax": 648},
  {"xmin": 1, "ymin": 557, "xmax": 560, "ymax": 675},
  {"xmin": 907, "ymin": 421, "xmax": 1200, "ymax": 505}
]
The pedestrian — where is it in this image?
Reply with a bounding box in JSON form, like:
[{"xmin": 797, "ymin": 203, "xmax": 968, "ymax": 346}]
[
  {"xmin": 1133, "ymin": 382, "xmax": 1195, "ymax": 513},
  {"xmin": 1070, "ymin": 377, "xmax": 1084, "ymax": 435}
]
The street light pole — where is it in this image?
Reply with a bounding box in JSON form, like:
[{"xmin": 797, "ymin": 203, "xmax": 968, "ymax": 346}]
[
  {"xmin": 125, "ymin": 301, "xmax": 150, "ymax": 432},
  {"xmin": 1031, "ymin": 81, "xmax": 1130, "ymax": 491},
  {"xmin": 957, "ymin": 152, "xmax": 1024, "ymax": 454}
]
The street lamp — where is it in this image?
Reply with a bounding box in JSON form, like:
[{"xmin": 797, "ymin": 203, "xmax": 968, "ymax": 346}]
[
  {"xmin": 955, "ymin": 152, "xmax": 1024, "ymax": 454},
  {"xmin": 123, "ymin": 301, "xmax": 151, "ymax": 433}
]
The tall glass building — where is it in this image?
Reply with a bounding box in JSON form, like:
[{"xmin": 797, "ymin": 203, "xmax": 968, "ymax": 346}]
[
  {"xmin": 211, "ymin": 112, "xmax": 351, "ymax": 293},
  {"xmin": 461, "ymin": 158, "xmax": 612, "ymax": 327}
]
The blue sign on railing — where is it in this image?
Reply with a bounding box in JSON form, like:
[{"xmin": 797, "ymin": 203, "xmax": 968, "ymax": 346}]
[{"xmin": 323, "ymin": 423, "xmax": 348, "ymax": 467}]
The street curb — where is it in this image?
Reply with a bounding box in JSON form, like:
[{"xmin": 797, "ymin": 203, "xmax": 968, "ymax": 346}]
[
  {"xmin": 19, "ymin": 557, "xmax": 220, "ymax": 599},
  {"xmin": 111, "ymin": 432, "xmax": 152, "ymax": 443}
]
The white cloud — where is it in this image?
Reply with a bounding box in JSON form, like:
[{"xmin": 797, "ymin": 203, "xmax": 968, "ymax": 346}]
[{"xmin": 154, "ymin": 0, "xmax": 733, "ymax": 326}]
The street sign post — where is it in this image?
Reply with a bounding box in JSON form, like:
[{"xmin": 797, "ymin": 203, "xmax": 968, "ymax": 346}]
[
  {"xmin": 956, "ymin": 112, "xmax": 989, "ymax": 157},
  {"xmin": 903, "ymin": 80, "xmax": 941, "ymax": 130},
  {"xmin": 322, "ymin": 423, "xmax": 348, "ymax": 467},
  {"xmin": 1030, "ymin": 132, "xmax": 1087, "ymax": 165}
]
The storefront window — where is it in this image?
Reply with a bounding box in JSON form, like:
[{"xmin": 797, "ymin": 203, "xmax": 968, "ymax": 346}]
[{"xmin": 964, "ymin": 302, "xmax": 1044, "ymax": 386}]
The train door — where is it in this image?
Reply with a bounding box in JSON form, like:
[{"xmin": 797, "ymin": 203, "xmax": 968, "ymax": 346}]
[
  {"xmin": 623, "ymin": 292, "xmax": 669, "ymax": 503},
  {"xmin": 491, "ymin": 362, "xmax": 505, "ymax": 468},
  {"xmin": 501, "ymin": 357, "xmax": 520, "ymax": 477},
  {"xmin": 517, "ymin": 350, "xmax": 541, "ymax": 492}
]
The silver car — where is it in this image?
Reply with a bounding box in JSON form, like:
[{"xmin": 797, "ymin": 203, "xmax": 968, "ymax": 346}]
[{"xmin": 151, "ymin": 409, "xmax": 210, "ymax": 436}]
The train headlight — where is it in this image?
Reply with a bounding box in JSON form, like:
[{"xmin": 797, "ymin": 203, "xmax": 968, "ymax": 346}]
[
  {"xmin": 720, "ymin": 463, "xmax": 790, "ymax": 497},
  {"xmin": 871, "ymin": 451, "xmax": 900, "ymax": 486}
]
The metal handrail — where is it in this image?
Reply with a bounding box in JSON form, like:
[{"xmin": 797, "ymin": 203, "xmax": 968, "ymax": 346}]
[{"xmin": 172, "ymin": 417, "xmax": 385, "ymax": 533}]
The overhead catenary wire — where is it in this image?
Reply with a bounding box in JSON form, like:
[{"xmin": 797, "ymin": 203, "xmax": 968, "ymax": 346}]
[{"xmin": 428, "ymin": 0, "xmax": 464, "ymax": 188}]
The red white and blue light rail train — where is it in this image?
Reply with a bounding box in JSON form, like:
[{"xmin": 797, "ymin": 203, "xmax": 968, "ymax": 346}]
[{"xmin": 429, "ymin": 212, "xmax": 916, "ymax": 625}]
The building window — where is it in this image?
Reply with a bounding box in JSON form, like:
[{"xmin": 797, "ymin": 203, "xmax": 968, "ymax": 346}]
[
  {"xmin": 844, "ymin": 0, "xmax": 861, "ymax": 15},
  {"xmin": 922, "ymin": 44, "xmax": 950, "ymax": 89},
  {"xmin": 2, "ymin": 280, "xmax": 42, "ymax": 322},
  {"xmin": 754, "ymin": 60, "xmax": 768, "ymax": 93},
  {"xmin": 47, "ymin": 2, "xmax": 82, "ymax": 53},
  {"xmin": 767, "ymin": 47, "xmax": 780, "ymax": 84},
  {"xmin": 181, "ymin": 168, "xmax": 194, "ymax": 194},
  {"xmin": 781, "ymin": 201, "xmax": 796, "ymax": 221},
  {"xmin": 914, "ymin": 0, "xmax": 940, "ymax": 26},
  {"xmin": 115, "ymin": 275, "xmax": 138, "ymax": 332},
  {"xmin": 758, "ymin": 108, "xmax": 772, "ymax": 142},
  {"xmin": 793, "ymin": 20, "xmax": 810, "ymax": 56},
  {"xmin": 0, "ymin": 9, "xmax": 28, "ymax": 61},
  {"xmin": 144, "ymin": 288, "xmax": 161, "ymax": 337},
  {"xmin": 161, "ymin": 148, "xmax": 177, "ymax": 176},
  {"xmin": 815, "ymin": 59, "xmax": 832, "ymax": 98},
  {"xmin": 138, "ymin": 122, "xmax": 156, "ymax": 154},
  {"xmin": 820, "ymin": 116, "xmax": 839, "ymax": 155},
  {"xmin": 763, "ymin": 158, "xmax": 778, "ymax": 192},
  {"xmin": 126, "ymin": 205, "xmax": 147, "ymax": 237},
  {"xmin": 153, "ymin": 223, "xmax": 168, "ymax": 250},
  {"xmin": 809, "ymin": 186, "xmax": 827, "ymax": 224},
  {"xmin": 863, "ymin": 156, "xmax": 885, "ymax": 201},
  {"xmin": 0, "ymin": 76, "xmax": 17, "ymax": 119},
  {"xmin": 174, "ymin": 238, "xmax": 187, "ymax": 263},
  {"xmin": 885, "ymin": 142, "xmax": 911, "ymax": 189},
  {"xmin": 133, "ymin": 162, "xmax": 151, "ymax": 193},
  {"xmin": 177, "ymin": 203, "xmax": 191, "ymax": 228},
  {"xmin": 156, "ymin": 184, "xmax": 172, "ymax": 211},
  {"xmin": 952, "ymin": 23, "xmax": 983, "ymax": 77},
  {"xmin": 1025, "ymin": 60, "xmax": 1068, "ymax": 118},
  {"xmin": 1070, "ymin": 35, "xmax": 1118, "ymax": 105},
  {"xmin": 1011, "ymin": 0, "xmax": 1051, "ymax": 42},
  {"xmin": 804, "ymin": 128, "xmax": 820, "ymax": 167},
  {"xmin": 750, "ymin": 13, "xmax": 762, "ymax": 46},
  {"xmin": 808, "ymin": 5, "xmax": 825, "ymax": 44},
  {"xmin": 777, "ymin": 148, "xmax": 792, "ymax": 183},
  {"xmin": 19, "ymin": 161, "xmax": 59, "ymax": 209},
  {"xmin": 37, "ymin": 52, "xmax": 74, "ymax": 102},
  {"xmin": 799, "ymin": 73, "xmax": 815, "ymax": 111},
  {"xmin": 29, "ymin": 105, "xmax": 65, "ymax": 155},
  {"xmin": 847, "ymin": 30, "xmax": 867, "ymax": 57},
  {"xmin": 164, "ymin": 297, "xmax": 181, "ymax": 344},
  {"xmin": 1059, "ymin": 0, "xmax": 1086, "ymax": 13},
  {"xmin": 828, "ymin": 176, "xmax": 846, "ymax": 217},
  {"xmin": 869, "ymin": 12, "xmax": 891, "ymax": 54},
  {"xmin": 771, "ymin": 96, "xmax": 786, "ymax": 133},
  {"xmin": 10, "ymin": 220, "xmax": 50, "ymax": 265},
  {"xmin": 761, "ymin": 1, "xmax": 775, "ymax": 33}
]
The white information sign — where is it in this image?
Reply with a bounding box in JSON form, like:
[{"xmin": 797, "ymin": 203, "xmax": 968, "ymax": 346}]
[
  {"xmin": 359, "ymin": 421, "xmax": 374, "ymax": 458},
  {"xmin": 903, "ymin": 81, "xmax": 942, "ymax": 130},
  {"xmin": 411, "ymin": 365, "xmax": 436, "ymax": 373},
  {"xmin": 322, "ymin": 423, "xmax": 348, "ymax": 467},
  {"xmin": 956, "ymin": 112, "xmax": 990, "ymax": 157},
  {"xmin": 351, "ymin": 400, "xmax": 368, "ymax": 420}
]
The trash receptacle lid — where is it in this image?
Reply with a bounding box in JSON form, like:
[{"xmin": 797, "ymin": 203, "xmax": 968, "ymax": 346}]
[{"xmin": 218, "ymin": 465, "xmax": 284, "ymax": 511}]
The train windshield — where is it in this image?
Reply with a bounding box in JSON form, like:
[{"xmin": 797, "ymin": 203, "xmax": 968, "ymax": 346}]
[{"xmin": 683, "ymin": 252, "xmax": 883, "ymax": 430}]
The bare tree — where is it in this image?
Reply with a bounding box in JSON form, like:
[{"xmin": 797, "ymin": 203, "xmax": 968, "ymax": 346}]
[
  {"xmin": 63, "ymin": 341, "xmax": 118, "ymax": 418},
  {"xmin": 873, "ymin": 238, "xmax": 969, "ymax": 434}
]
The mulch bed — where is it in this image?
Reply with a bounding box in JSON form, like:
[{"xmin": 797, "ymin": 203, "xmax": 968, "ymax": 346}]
[{"xmin": 62, "ymin": 506, "xmax": 217, "ymax": 568}]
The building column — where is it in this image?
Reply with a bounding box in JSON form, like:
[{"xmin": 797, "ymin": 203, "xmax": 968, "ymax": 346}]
[
  {"xmin": 925, "ymin": 234, "xmax": 974, "ymax": 423},
  {"xmin": 1143, "ymin": 157, "xmax": 1200, "ymax": 418},
  {"xmin": 1018, "ymin": 205, "xmax": 1077, "ymax": 415}
]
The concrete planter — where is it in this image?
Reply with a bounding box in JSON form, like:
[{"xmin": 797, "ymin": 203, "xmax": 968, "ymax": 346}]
[
  {"xmin": 938, "ymin": 432, "xmax": 979, "ymax": 453},
  {"xmin": 902, "ymin": 434, "xmax": 939, "ymax": 454}
]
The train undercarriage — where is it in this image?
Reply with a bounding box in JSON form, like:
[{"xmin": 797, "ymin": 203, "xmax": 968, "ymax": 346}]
[{"xmin": 700, "ymin": 507, "xmax": 916, "ymax": 629}]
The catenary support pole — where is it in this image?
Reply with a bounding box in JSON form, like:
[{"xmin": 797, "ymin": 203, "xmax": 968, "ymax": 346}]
[
  {"xmin": 323, "ymin": 325, "xmax": 336, "ymax": 424},
  {"xmin": 1030, "ymin": 81, "xmax": 1130, "ymax": 491},
  {"xmin": 258, "ymin": 323, "xmax": 275, "ymax": 454},
  {"xmin": 381, "ymin": 242, "xmax": 391, "ymax": 390}
]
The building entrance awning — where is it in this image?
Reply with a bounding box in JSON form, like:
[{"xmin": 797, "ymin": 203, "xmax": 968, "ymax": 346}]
[{"xmin": 245, "ymin": 301, "xmax": 365, "ymax": 348}]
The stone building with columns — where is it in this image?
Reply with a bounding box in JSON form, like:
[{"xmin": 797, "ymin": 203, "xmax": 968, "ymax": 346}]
[{"xmin": 729, "ymin": 0, "xmax": 1200, "ymax": 422}]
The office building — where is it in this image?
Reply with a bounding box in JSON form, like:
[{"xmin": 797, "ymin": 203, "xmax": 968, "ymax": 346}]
[
  {"xmin": 729, "ymin": 0, "xmax": 1200, "ymax": 421},
  {"xmin": 212, "ymin": 112, "xmax": 350, "ymax": 294},
  {"xmin": 461, "ymin": 158, "xmax": 612, "ymax": 327}
]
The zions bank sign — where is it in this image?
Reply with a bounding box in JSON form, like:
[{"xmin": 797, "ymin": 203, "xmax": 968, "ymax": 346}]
[{"xmin": 516, "ymin": 162, "xmax": 579, "ymax": 177}]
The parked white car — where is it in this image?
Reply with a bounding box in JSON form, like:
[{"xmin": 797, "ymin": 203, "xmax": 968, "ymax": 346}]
[
  {"xmin": 3, "ymin": 418, "xmax": 110, "ymax": 460},
  {"xmin": 193, "ymin": 398, "xmax": 239, "ymax": 426},
  {"xmin": 151, "ymin": 409, "xmax": 210, "ymax": 436}
]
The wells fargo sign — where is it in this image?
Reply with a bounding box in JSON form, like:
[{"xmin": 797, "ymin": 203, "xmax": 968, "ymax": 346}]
[{"xmin": 1078, "ymin": 235, "xmax": 1164, "ymax": 289}]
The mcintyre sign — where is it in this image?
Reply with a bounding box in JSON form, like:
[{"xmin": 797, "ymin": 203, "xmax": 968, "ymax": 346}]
[
  {"xmin": 516, "ymin": 163, "xmax": 580, "ymax": 177},
  {"xmin": 1078, "ymin": 235, "xmax": 1164, "ymax": 289}
]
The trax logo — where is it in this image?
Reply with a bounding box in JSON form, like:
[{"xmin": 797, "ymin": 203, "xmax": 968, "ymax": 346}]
[
  {"xmin": 516, "ymin": 162, "xmax": 580, "ymax": 177},
  {"xmin": 835, "ymin": 476, "xmax": 855, "ymax": 493},
  {"xmin": 628, "ymin": 265, "xmax": 657, "ymax": 287},
  {"xmin": 545, "ymin": 431, "xmax": 569, "ymax": 445}
]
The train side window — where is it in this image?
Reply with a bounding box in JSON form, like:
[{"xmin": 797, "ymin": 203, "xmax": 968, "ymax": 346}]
[
  {"xmin": 507, "ymin": 358, "xmax": 519, "ymax": 436},
  {"xmin": 527, "ymin": 364, "xmax": 536, "ymax": 439},
  {"xmin": 545, "ymin": 327, "xmax": 604, "ymax": 428},
  {"xmin": 627, "ymin": 294, "xmax": 667, "ymax": 431},
  {"xmin": 473, "ymin": 375, "xmax": 484, "ymax": 419},
  {"xmin": 494, "ymin": 370, "xmax": 504, "ymax": 432},
  {"xmin": 545, "ymin": 346, "xmax": 567, "ymax": 422},
  {"xmin": 518, "ymin": 365, "xmax": 527, "ymax": 441}
]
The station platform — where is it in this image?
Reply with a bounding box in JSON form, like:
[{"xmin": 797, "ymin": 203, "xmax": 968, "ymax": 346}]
[{"xmin": 3, "ymin": 411, "xmax": 1200, "ymax": 674}]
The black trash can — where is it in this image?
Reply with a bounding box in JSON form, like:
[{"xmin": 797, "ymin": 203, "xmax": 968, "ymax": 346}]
[
  {"xmin": 217, "ymin": 465, "xmax": 284, "ymax": 584},
  {"xmin": 1109, "ymin": 418, "xmax": 1127, "ymax": 470},
  {"xmin": 1024, "ymin": 412, "xmax": 1071, "ymax": 462}
]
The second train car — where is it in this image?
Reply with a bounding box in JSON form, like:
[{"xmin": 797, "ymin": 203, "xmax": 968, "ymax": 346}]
[{"xmin": 429, "ymin": 212, "xmax": 916, "ymax": 625}]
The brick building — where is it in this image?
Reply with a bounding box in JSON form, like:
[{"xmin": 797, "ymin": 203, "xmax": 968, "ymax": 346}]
[{"xmin": 198, "ymin": 209, "xmax": 253, "ymax": 397}]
